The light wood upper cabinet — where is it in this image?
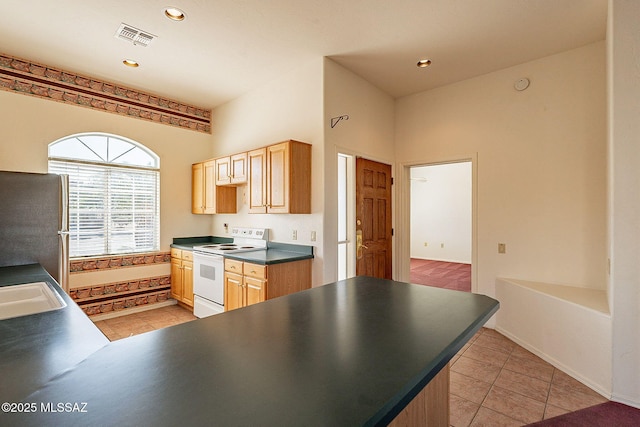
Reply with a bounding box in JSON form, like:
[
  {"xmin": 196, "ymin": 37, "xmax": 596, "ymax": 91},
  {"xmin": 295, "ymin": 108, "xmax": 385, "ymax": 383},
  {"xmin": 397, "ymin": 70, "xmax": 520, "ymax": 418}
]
[
  {"xmin": 191, "ymin": 163, "xmax": 204, "ymax": 214},
  {"xmin": 248, "ymin": 140, "xmax": 311, "ymax": 214},
  {"xmin": 248, "ymin": 148, "xmax": 267, "ymax": 213},
  {"xmin": 192, "ymin": 160, "xmax": 237, "ymax": 214},
  {"xmin": 215, "ymin": 153, "xmax": 248, "ymax": 186},
  {"xmin": 203, "ymin": 160, "xmax": 217, "ymax": 214}
]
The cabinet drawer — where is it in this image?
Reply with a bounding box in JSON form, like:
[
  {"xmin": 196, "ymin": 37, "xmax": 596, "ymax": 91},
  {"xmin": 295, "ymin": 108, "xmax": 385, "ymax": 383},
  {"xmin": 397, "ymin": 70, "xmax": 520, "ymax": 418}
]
[
  {"xmin": 182, "ymin": 250, "xmax": 193, "ymax": 261},
  {"xmin": 170, "ymin": 248, "xmax": 182, "ymax": 259},
  {"xmin": 225, "ymin": 259, "xmax": 244, "ymax": 274},
  {"xmin": 244, "ymin": 262, "xmax": 266, "ymax": 280}
]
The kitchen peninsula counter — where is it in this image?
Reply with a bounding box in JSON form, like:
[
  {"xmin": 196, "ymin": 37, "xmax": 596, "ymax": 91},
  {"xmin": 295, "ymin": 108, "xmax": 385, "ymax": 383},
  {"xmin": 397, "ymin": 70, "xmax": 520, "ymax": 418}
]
[
  {"xmin": 3, "ymin": 276, "xmax": 498, "ymax": 426},
  {"xmin": 0, "ymin": 264, "xmax": 109, "ymax": 402}
]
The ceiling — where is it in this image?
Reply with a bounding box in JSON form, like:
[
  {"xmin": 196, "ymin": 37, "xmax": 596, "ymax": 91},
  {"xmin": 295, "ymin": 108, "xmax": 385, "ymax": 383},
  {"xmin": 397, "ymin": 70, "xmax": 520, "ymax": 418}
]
[{"xmin": 0, "ymin": 0, "xmax": 607, "ymax": 110}]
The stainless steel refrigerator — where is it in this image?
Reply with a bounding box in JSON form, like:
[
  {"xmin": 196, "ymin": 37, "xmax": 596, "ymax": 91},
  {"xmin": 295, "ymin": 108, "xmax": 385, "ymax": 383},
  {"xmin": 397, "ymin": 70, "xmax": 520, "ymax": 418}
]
[{"xmin": 0, "ymin": 170, "xmax": 70, "ymax": 292}]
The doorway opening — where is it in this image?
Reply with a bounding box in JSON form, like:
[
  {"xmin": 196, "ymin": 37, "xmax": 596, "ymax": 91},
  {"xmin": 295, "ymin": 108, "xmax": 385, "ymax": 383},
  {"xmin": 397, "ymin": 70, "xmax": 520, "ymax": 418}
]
[
  {"xmin": 409, "ymin": 161, "xmax": 472, "ymax": 292},
  {"xmin": 337, "ymin": 153, "xmax": 355, "ymax": 281}
]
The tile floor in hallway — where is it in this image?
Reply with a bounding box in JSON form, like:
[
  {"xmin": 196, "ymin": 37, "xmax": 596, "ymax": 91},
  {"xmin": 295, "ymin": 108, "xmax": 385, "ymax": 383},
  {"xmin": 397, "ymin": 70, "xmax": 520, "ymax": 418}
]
[
  {"xmin": 451, "ymin": 327, "xmax": 607, "ymax": 426},
  {"xmin": 93, "ymin": 304, "xmax": 608, "ymax": 426}
]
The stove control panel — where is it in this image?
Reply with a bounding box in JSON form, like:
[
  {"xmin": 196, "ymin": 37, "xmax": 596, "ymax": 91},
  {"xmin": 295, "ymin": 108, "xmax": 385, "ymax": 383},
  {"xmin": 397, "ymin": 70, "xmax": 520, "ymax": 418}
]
[{"xmin": 230, "ymin": 227, "xmax": 269, "ymax": 241}]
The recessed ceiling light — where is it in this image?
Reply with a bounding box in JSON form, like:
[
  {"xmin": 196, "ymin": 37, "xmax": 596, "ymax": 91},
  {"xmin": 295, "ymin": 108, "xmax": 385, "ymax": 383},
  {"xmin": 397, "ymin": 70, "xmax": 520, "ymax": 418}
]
[
  {"xmin": 123, "ymin": 59, "xmax": 139, "ymax": 68},
  {"xmin": 417, "ymin": 59, "xmax": 432, "ymax": 68},
  {"xmin": 164, "ymin": 7, "xmax": 186, "ymax": 21}
]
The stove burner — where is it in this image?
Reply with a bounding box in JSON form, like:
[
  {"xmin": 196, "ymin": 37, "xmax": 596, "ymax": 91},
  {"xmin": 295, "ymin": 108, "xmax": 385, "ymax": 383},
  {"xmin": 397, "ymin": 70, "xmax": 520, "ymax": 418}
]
[
  {"xmin": 193, "ymin": 227, "xmax": 268, "ymax": 255},
  {"xmin": 195, "ymin": 243, "xmax": 262, "ymax": 255}
]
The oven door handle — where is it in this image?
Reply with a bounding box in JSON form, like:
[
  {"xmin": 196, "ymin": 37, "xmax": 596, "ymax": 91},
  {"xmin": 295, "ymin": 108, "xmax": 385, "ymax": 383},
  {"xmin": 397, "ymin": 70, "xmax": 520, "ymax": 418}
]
[{"xmin": 193, "ymin": 251, "xmax": 224, "ymax": 261}]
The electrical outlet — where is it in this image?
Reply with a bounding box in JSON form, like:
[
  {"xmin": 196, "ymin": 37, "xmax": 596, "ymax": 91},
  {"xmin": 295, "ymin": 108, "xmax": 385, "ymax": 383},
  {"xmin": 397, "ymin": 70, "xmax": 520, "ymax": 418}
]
[
  {"xmin": 292, "ymin": 230, "xmax": 297, "ymax": 240},
  {"xmin": 310, "ymin": 231, "xmax": 316, "ymax": 242},
  {"xmin": 498, "ymin": 243, "xmax": 506, "ymax": 254}
]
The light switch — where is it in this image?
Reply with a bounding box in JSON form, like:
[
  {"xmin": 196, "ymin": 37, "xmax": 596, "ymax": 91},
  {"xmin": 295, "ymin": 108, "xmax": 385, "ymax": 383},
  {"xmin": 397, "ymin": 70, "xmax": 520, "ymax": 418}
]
[{"xmin": 498, "ymin": 243, "xmax": 506, "ymax": 254}]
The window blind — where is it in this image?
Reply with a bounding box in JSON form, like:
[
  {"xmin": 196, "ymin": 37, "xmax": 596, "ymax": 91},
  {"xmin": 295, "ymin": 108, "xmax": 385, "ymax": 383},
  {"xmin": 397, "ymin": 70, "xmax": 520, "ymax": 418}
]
[{"xmin": 49, "ymin": 160, "xmax": 159, "ymax": 257}]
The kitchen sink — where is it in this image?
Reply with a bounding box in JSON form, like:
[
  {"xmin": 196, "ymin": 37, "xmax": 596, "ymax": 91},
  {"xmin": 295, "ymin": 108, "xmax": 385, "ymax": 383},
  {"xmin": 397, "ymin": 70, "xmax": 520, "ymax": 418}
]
[{"xmin": 0, "ymin": 282, "xmax": 67, "ymax": 321}]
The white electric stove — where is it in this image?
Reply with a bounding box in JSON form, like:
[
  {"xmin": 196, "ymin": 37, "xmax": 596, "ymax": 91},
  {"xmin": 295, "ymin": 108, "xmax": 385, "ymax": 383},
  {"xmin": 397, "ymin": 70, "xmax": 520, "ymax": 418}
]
[{"xmin": 192, "ymin": 227, "xmax": 268, "ymax": 318}]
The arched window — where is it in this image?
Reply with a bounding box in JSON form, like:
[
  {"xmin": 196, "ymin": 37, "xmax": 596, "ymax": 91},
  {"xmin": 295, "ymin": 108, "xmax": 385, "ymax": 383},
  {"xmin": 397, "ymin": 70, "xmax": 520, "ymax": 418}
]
[{"xmin": 48, "ymin": 133, "xmax": 160, "ymax": 257}]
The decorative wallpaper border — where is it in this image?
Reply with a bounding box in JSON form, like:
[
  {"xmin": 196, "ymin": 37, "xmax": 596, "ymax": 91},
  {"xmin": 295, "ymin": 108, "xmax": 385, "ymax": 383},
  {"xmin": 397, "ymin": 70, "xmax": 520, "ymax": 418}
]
[
  {"xmin": 70, "ymin": 252, "xmax": 171, "ymax": 273},
  {"xmin": 0, "ymin": 53, "xmax": 211, "ymax": 133},
  {"xmin": 79, "ymin": 289, "xmax": 171, "ymax": 316},
  {"xmin": 70, "ymin": 275, "xmax": 172, "ymax": 301}
]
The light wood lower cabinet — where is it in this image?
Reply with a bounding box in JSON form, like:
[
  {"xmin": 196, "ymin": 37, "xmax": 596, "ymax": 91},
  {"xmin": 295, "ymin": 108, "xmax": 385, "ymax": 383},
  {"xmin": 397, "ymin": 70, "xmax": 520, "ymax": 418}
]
[
  {"xmin": 224, "ymin": 258, "xmax": 311, "ymax": 311},
  {"xmin": 170, "ymin": 248, "xmax": 194, "ymax": 308},
  {"xmin": 223, "ymin": 270, "xmax": 244, "ymax": 312}
]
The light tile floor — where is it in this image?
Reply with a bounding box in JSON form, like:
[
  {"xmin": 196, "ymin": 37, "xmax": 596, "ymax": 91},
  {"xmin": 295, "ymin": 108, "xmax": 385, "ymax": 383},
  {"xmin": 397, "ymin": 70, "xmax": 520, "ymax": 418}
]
[
  {"xmin": 450, "ymin": 328, "xmax": 607, "ymax": 426},
  {"xmin": 94, "ymin": 305, "xmax": 608, "ymax": 426},
  {"xmin": 93, "ymin": 304, "xmax": 196, "ymax": 341}
]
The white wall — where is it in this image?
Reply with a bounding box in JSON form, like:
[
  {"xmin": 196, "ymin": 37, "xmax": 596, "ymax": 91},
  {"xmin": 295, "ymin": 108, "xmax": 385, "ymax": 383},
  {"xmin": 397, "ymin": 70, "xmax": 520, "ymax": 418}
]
[
  {"xmin": 396, "ymin": 42, "xmax": 607, "ymax": 297},
  {"xmin": 0, "ymin": 90, "xmax": 213, "ymax": 251},
  {"xmin": 608, "ymin": 0, "xmax": 640, "ymax": 407},
  {"xmin": 322, "ymin": 58, "xmax": 396, "ymax": 283},
  {"xmin": 410, "ymin": 163, "xmax": 471, "ymax": 263},
  {"xmin": 209, "ymin": 58, "xmax": 325, "ymax": 286}
]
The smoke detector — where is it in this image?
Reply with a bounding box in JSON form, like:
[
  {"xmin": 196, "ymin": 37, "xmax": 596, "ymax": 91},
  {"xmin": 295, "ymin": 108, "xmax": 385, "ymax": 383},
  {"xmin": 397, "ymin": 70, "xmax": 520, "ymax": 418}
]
[{"xmin": 115, "ymin": 23, "xmax": 157, "ymax": 47}]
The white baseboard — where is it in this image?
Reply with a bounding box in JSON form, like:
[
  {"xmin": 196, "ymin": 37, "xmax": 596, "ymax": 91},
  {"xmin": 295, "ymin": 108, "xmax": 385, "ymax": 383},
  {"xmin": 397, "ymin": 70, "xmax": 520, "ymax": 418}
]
[{"xmin": 495, "ymin": 325, "xmax": 611, "ymax": 399}]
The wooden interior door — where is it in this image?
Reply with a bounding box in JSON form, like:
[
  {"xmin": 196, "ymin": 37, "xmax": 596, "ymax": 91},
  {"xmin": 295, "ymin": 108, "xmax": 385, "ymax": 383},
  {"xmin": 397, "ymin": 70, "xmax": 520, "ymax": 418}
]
[{"xmin": 356, "ymin": 157, "xmax": 392, "ymax": 279}]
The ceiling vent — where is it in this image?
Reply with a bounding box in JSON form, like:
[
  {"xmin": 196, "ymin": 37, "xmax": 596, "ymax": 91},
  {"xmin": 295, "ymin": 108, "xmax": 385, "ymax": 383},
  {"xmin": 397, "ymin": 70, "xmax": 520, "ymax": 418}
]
[{"xmin": 115, "ymin": 23, "xmax": 156, "ymax": 47}]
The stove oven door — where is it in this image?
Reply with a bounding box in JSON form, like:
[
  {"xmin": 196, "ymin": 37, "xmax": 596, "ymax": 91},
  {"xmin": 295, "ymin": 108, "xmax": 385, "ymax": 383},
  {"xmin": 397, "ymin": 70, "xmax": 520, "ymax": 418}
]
[{"xmin": 193, "ymin": 251, "xmax": 225, "ymax": 318}]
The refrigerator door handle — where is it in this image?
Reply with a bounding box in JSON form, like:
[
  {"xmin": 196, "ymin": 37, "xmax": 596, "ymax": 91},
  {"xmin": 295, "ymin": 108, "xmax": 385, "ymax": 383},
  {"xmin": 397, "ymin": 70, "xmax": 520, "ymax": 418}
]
[
  {"xmin": 59, "ymin": 174, "xmax": 70, "ymax": 293},
  {"xmin": 60, "ymin": 174, "xmax": 69, "ymax": 232}
]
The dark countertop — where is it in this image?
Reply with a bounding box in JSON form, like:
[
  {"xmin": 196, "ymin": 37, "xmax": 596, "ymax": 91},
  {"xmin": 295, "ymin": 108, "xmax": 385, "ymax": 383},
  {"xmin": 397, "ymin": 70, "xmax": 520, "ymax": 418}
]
[
  {"xmin": 4, "ymin": 276, "xmax": 498, "ymax": 426},
  {"xmin": 224, "ymin": 241, "xmax": 314, "ymax": 265},
  {"xmin": 170, "ymin": 235, "xmax": 233, "ymax": 250},
  {"xmin": 0, "ymin": 264, "xmax": 109, "ymax": 402},
  {"xmin": 171, "ymin": 237, "xmax": 314, "ymax": 265}
]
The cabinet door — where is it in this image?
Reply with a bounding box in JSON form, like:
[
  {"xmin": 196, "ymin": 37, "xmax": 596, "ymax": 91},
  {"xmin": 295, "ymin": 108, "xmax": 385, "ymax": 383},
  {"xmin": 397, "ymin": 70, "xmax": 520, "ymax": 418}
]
[
  {"xmin": 224, "ymin": 272, "xmax": 244, "ymax": 311},
  {"xmin": 244, "ymin": 276, "xmax": 265, "ymax": 307},
  {"xmin": 248, "ymin": 148, "xmax": 267, "ymax": 213},
  {"xmin": 203, "ymin": 160, "xmax": 217, "ymax": 214},
  {"xmin": 230, "ymin": 152, "xmax": 248, "ymax": 184},
  {"xmin": 215, "ymin": 157, "xmax": 231, "ymax": 186},
  {"xmin": 191, "ymin": 163, "xmax": 204, "ymax": 214},
  {"xmin": 267, "ymin": 142, "xmax": 289, "ymax": 213},
  {"xmin": 170, "ymin": 258, "xmax": 184, "ymax": 301},
  {"xmin": 182, "ymin": 260, "xmax": 194, "ymax": 306}
]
